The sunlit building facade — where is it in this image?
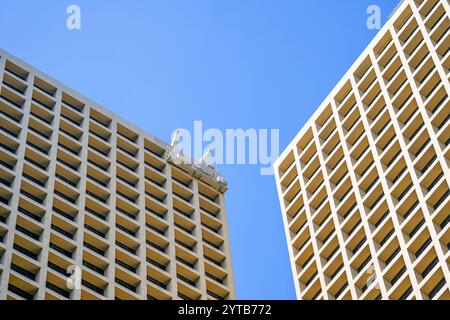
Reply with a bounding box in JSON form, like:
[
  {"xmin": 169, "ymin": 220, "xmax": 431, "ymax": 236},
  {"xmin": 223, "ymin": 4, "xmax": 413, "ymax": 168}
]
[{"xmin": 275, "ymin": 0, "xmax": 449, "ymax": 300}]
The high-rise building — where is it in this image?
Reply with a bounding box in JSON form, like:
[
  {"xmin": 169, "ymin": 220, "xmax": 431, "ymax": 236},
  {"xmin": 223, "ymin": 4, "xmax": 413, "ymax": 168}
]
[
  {"xmin": 0, "ymin": 48, "xmax": 235, "ymax": 300},
  {"xmin": 275, "ymin": 0, "xmax": 449, "ymax": 300}
]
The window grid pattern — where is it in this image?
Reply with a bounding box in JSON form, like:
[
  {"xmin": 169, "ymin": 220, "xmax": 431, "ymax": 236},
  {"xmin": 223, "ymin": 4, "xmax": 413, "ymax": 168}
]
[
  {"xmin": 275, "ymin": 0, "xmax": 449, "ymax": 300},
  {"xmin": 0, "ymin": 50, "xmax": 235, "ymax": 300}
]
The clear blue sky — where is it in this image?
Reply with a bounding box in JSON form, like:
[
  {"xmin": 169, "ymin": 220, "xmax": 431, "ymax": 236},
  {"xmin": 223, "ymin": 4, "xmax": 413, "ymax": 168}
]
[{"xmin": 0, "ymin": 0, "xmax": 399, "ymax": 299}]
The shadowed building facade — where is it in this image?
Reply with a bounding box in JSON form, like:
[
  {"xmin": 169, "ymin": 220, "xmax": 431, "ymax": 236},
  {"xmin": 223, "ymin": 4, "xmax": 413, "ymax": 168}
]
[{"xmin": 0, "ymin": 48, "xmax": 235, "ymax": 300}]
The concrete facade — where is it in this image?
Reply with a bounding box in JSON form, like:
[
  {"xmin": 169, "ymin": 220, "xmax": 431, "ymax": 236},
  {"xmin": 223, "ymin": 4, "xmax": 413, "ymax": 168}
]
[
  {"xmin": 0, "ymin": 48, "xmax": 235, "ymax": 300},
  {"xmin": 275, "ymin": 0, "xmax": 449, "ymax": 300}
]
